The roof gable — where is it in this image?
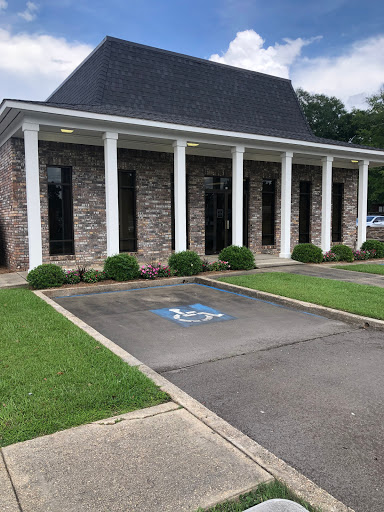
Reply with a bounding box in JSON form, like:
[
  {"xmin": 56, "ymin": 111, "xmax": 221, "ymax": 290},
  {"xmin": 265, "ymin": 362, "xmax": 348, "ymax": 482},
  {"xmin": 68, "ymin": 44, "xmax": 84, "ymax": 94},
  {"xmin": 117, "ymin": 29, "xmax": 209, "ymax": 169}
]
[{"xmin": 46, "ymin": 36, "xmax": 314, "ymax": 140}]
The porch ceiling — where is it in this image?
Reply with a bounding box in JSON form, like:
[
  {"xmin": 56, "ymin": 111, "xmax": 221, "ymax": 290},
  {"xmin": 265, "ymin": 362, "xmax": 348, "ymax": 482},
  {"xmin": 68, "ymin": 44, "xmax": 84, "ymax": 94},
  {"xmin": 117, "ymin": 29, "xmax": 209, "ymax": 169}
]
[{"xmin": 10, "ymin": 123, "xmax": 363, "ymax": 170}]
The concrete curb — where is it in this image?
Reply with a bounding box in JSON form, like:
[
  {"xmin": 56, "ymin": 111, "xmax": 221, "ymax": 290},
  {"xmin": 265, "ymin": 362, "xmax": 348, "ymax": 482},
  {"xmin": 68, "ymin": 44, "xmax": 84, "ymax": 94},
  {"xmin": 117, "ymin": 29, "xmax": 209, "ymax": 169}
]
[{"xmin": 35, "ymin": 287, "xmax": 355, "ymax": 512}]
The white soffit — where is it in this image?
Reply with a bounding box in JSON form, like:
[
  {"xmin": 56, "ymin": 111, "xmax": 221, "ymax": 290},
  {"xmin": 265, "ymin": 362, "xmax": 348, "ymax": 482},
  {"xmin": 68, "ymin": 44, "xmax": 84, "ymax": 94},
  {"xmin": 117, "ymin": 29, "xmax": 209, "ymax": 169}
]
[{"xmin": 1, "ymin": 101, "xmax": 384, "ymax": 167}]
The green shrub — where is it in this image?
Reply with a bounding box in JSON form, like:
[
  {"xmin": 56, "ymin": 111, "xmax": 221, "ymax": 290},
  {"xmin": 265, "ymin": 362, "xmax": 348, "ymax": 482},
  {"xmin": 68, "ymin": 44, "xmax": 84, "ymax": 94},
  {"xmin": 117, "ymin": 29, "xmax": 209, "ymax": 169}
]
[
  {"xmin": 168, "ymin": 250, "xmax": 203, "ymax": 276},
  {"xmin": 291, "ymin": 243, "xmax": 323, "ymax": 263},
  {"xmin": 361, "ymin": 239, "xmax": 384, "ymax": 258},
  {"xmin": 82, "ymin": 269, "xmax": 107, "ymax": 283},
  {"xmin": 331, "ymin": 244, "xmax": 354, "ymax": 262},
  {"xmin": 27, "ymin": 264, "xmax": 66, "ymax": 289},
  {"xmin": 218, "ymin": 245, "xmax": 255, "ymax": 270},
  {"xmin": 103, "ymin": 254, "xmax": 139, "ymax": 281}
]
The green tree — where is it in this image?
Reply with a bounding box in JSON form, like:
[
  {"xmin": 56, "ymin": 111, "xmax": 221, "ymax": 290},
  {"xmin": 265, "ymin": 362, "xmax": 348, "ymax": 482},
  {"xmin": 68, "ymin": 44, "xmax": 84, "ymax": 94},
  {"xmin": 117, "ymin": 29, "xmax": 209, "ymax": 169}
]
[
  {"xmin": 295, "ymin": 88, "xmax": 355, "ymax": 142},
  {"xmin": 353, "ymin": 89, "xmax": 384, "ymax": 149},
  {"xmin": 296, "ymin": 88, "xmax": 384, "ymax": 211}
]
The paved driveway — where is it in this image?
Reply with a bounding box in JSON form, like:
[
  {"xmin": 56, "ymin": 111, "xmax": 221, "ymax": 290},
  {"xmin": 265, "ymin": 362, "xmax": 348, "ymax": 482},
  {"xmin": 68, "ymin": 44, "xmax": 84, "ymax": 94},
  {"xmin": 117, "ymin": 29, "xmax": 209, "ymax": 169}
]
[{"xmin": 55, "ymin": 283, "xmax": 384, "ymax": 512}]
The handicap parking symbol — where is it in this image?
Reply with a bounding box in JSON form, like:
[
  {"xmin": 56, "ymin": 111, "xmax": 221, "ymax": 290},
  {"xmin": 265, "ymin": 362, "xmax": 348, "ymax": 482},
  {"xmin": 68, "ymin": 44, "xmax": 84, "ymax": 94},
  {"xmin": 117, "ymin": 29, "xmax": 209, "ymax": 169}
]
[{"xmin": 151, "ymin": 303, "xmax": 235, "ymax": 327}]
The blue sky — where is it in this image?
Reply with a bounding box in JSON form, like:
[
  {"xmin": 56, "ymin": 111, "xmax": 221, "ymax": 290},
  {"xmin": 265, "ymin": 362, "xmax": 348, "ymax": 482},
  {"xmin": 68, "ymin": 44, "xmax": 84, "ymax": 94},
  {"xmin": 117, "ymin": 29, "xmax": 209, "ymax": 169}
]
[{"xmin": 1, "ymin": 0, "xmax": 384, "ymax": 108}]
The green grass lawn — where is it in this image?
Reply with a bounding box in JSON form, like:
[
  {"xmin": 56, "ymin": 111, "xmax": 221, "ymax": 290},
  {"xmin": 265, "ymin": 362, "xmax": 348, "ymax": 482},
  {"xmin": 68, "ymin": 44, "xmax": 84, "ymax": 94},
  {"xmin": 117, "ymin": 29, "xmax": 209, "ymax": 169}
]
[
  {"xmin": 219, "ymin": 272, "xmax": 384, "ymax": 320},
  {"xmin": 0, "ymin": 289, "xmax": 169, "ymax": 447},
  {"xmin": 197, "ymin": 480, "xmax": 319, "ymax": 511},
  {"xmin": 333, "ymin": 263, "xmax": 384, "ymax": 275}
]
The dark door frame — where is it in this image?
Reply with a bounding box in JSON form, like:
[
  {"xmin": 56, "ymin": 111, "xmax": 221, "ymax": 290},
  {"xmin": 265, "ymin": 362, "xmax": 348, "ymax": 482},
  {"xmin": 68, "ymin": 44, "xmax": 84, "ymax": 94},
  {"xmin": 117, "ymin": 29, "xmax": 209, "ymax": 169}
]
[{"xmin": 205, "ymin": 177, "xmax": 249, "ymax": 255}]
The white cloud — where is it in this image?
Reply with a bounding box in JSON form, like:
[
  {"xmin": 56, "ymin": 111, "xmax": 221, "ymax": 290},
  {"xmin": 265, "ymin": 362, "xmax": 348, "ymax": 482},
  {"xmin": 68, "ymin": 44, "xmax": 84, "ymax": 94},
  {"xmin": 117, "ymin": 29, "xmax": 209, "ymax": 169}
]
[
  {"xmin": 291, "ymin": 36, "xmax": 384, "ymax": 110},
  {"xmin": 210, "ymin": 30, "xmax": 384, "ymax": 110},
  {"xmin": 0, "ymin": 0, "xmax": 7, "ymax": 10},
  {"xmin": 18, "ymin": 1, "xmax": 38, "ymax": 22},
  {"xmin": 0, "ymin": 29, "xmax": 92, "ymax": 101},
  {"xmin": 210, "ymin": 30, "xmax": 319, "ymax": 79}
]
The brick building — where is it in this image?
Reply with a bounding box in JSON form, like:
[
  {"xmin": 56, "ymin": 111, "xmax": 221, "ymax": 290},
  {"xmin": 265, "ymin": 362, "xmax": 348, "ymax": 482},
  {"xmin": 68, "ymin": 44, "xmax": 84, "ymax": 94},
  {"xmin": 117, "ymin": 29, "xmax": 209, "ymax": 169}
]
[{"xmin": 1, "ymin": 36, "xmax": 384, "ymax": 271}]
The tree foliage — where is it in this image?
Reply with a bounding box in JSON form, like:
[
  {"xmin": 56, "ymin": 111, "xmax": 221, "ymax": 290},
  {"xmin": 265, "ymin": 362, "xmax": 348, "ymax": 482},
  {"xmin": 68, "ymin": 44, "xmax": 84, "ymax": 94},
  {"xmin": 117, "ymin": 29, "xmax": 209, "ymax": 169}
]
[
  {"xmin": 296, "ymin": 87, "xmax": 384, "ymax": 209},
  {"xmin": 296, "ymin": 88, "xmax": 355, "ymax": 142}
]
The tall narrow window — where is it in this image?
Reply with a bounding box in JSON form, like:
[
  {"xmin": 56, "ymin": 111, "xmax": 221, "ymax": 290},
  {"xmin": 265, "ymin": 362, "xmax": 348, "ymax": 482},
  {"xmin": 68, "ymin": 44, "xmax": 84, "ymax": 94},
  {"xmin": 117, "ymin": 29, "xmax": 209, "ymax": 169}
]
[
  {"xmin": 48, "ymin": 166, "xmax": 74, "ymax": 255},
  {"xmin": 332, "ymin": 183, "xmax": 343, "ymax": 243},
  {"xmin": 118, "ymin": 170, "xmax": 137, "ymax": 252},
  {"xmin": 299, "ymin": 181, "xmax": 311, "ymax": 243},
  {"xmin": 262, "ymin": 179, "xmax": 275, "ymax": 245}
]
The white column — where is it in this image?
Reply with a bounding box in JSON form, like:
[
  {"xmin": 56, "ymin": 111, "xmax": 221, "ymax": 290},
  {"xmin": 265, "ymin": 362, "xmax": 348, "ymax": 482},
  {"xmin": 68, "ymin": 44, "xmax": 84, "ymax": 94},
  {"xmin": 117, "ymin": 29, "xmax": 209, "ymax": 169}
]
[
  {"xmin": 23, "ymin": 122, "xmax": 42, "ymax": 271},
  {"xmin": 103, "ymin": 132, "xmax": 119, "ymax": 256},
  {"xmin": 321, "ymin": 156, "xmax": 333, "ymax": 252},
  {"xmin": 280, "ymin": 151, "xmax": 293, "ymax": 258},
  {"xmin": 231, "ymin": 146, "xmax": 245, "ymax": 246},
  {"xmin": 173, "ymin": 140, "xmax": 187, "ymax": 252},
  {"xmin": 357, "ymin": 159, "xmax": 369, "ymax": 248}
]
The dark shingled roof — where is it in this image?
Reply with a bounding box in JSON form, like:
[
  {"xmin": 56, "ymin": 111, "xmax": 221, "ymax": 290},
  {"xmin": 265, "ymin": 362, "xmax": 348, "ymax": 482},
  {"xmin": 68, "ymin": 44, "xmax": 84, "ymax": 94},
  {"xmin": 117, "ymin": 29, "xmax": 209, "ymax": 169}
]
[{"xmin": 45, "ymin": 36, "xmax": 316, "ymax": 141}]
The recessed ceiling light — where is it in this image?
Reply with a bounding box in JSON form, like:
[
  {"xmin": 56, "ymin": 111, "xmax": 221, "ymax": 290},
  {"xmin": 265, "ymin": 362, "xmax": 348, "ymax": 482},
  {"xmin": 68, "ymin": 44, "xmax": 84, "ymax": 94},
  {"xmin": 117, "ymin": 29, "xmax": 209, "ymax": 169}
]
[
  {"xmin": 61, "ymin": 128, "xmax": 74, "ymax": 134},
  {"xmin": 187, "ymin": 142, "xmax": 199, "ymax": 147},
  {"xmin": 351, "ymin": 160, "xmax": 359, "ymax": 163}
]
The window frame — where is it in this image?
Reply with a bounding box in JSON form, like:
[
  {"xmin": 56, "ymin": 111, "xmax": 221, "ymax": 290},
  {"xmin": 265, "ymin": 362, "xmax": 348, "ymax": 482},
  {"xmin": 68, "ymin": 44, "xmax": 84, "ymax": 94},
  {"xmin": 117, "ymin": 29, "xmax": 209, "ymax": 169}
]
[
  {"xmin": 262, "ymin": 178, "xmax": 276, "ymax": 246},
  {"xmin": 299, "ymin": 181, "xmax": 311, "ymax": 243},
  {"xmin": 118, "ymin": 170, "xmax": 137, "ymax": 253},
  {"xmin": 47, "ymin": 165, "xmax": 75, "ymax": 256},
  {"xmin": 332, "ymin": 182, "xmax": 344, "ymax": 243}
]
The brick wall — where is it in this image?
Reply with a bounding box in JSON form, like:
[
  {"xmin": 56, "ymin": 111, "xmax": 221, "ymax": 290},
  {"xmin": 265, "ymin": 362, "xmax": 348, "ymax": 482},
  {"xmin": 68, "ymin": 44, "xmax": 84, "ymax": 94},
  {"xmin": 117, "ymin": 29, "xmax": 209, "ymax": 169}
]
[
  {"xmin": 1, "ymin": 138, "xmax": 358, "ymax": 269},
  {"xmin": 332, "ymin": 168, "xmax": 358, "ymax": 249},
  {"xmin": 0, "ymin": 139, "xmax": 14, "ymax": 267},
  {"xmin": 366, "ymin": 227, "xmax": 384, "ymax": 242},
  {"xmin": 290, "ymin": 165, "xmax": 358, "ymax": 250}
]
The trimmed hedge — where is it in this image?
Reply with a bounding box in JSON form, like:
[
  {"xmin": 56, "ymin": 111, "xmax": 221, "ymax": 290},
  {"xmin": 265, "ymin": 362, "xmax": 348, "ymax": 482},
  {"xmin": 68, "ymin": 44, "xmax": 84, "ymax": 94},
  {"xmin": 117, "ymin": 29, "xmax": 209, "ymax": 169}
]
[
  {"xmin": 103, "ymin": 253, "xmax": 139, "ymax": 281},
  {"xmin": 291, "ymin": 243, "xmax": 323, "ymax": 263},
  {"xmin": 361, "ymin": 239, "xmax": 384, "ymax": 258},
  {"xmin": 218, "ymin": 245, "xmax": 255, "ymax": 270},
  {"xmin": 331, "ymin": 244, "xmax": 354, "ymax": 262},
  {"xmin": 27, "ymin": 264, "xmax": 66, "ymax": 289},
  {"xmin": 168, "ymin": 250, "xmax": 203, "ymax": 276}
]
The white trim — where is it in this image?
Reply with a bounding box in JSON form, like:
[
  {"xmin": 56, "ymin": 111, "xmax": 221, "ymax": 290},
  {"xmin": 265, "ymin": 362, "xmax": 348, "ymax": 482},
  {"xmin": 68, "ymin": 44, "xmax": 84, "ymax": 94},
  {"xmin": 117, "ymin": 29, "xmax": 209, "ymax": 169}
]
[
  {"xmin": 321, "ymin": 156, "xmax": 333, "ymax": 252},
  {"xmin": 280, "ymin": 152, "xmax": 293, "ymax": 258},
  {"xmin": 231, "ymin": 146, "xmax": 244, "ymax": 246},
  {"xmin": 103, "ymin": 132, "xmax": 120, "ymax": 256},
  {"xmin": 173, "ymin": 140, "xmax": 187, "ymax": 252},
  {"xmin": 2, "ymin": 100, "xmax": 384, "ymax": 161},
  {"xmin": 357, "ymin": 160, "xmax": 369, "ymax": 248},
  {"xmin": 22, "ymin": 122, "xmax": 42, "ymax": 271}
]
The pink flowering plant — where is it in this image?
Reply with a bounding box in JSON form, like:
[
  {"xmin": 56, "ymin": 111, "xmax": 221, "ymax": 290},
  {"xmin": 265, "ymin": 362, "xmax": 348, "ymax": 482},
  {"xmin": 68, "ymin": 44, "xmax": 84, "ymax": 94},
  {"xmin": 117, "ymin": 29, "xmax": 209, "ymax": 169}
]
[
  {"xmin": 353, "ymin": 250, "xmax": 371, "ymax": 260},
  {"xmin": 64, "ymin": 269, "xmax": 81, "ymax": 285},
  {"xmin": 208, "ymin": 260, "xmax": 230, "ymax": 271},
  {"xmin": 140, "ymin": 263, "xmax": 175, "ymax": 280},
  {"xmin": 202, "ymin": 259, "xmax": 230, "ymax": 272},
  {"xmin": 322, "ymin": 251, "xmax": 338, "ymax": 262},
  {"xmin": 82, "ymin": 269, "xmax": 107, "ymax": 283}
]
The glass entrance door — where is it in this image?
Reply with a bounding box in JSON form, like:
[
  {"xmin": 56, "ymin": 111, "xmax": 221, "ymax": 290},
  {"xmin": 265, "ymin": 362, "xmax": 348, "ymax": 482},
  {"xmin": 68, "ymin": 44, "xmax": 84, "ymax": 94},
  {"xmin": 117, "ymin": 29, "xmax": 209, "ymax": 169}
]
[{"xmin": 205, "ymin": 176, "xmax": 249, "ymax": 255}]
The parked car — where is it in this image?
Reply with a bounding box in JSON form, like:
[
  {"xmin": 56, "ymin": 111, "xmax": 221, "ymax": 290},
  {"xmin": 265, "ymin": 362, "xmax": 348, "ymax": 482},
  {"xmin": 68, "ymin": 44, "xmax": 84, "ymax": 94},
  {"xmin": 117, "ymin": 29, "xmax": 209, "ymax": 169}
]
[{"xmin": 356, "ymin": 216, "xmax": 384, "ymax": 226}]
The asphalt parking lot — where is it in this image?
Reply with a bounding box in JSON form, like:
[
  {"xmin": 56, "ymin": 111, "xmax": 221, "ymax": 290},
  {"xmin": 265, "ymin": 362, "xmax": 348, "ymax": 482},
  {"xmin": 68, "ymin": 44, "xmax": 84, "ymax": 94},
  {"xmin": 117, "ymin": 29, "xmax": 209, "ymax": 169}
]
[{"xmin": 55, "ymin": 283, "xmax": 384, "ymax": 512}]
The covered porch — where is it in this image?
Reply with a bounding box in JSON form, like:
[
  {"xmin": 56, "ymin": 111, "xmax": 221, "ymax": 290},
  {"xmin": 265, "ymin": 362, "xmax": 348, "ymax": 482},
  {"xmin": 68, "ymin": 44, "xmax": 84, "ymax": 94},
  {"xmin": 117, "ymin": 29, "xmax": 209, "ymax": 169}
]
[{"xmin": 1, "ymin": 101, "xmax": 384, "ymax": 271}]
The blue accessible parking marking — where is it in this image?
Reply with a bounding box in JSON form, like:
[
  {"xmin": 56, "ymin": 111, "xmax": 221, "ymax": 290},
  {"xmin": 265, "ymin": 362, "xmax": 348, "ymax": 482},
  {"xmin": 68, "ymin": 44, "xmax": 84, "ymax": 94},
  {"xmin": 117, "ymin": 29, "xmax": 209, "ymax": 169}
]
[{"xmin": 151, "ymin": 303, "xmax": 236, "ymax": 327}]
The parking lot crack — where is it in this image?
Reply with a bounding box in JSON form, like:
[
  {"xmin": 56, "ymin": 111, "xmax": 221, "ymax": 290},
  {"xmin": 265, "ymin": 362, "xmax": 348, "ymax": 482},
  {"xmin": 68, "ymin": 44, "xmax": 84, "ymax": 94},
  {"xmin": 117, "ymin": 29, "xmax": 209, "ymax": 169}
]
[{"xmin": 161, "ymin": 328, "xmax": 359, "ymax": 374}]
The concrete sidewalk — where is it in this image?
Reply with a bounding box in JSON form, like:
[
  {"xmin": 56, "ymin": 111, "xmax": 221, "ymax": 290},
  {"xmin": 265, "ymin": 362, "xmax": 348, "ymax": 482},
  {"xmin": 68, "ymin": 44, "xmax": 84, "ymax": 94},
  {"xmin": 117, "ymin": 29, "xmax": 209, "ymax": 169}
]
[
  {"xmin": 0, "ymin": 271, "xmax": 27, "ymax": 289},
  {"xmin": 1, "ymin": 402, "xmax": 271, "ymax": 512}
]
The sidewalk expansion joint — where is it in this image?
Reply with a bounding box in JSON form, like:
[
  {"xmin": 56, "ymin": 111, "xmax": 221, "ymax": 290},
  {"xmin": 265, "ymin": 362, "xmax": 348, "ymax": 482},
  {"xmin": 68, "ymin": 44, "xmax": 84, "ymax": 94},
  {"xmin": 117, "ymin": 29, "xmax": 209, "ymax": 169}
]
[{"xmin": 93, "ymin": 402, "xmax": 180, "ymax": 425}]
